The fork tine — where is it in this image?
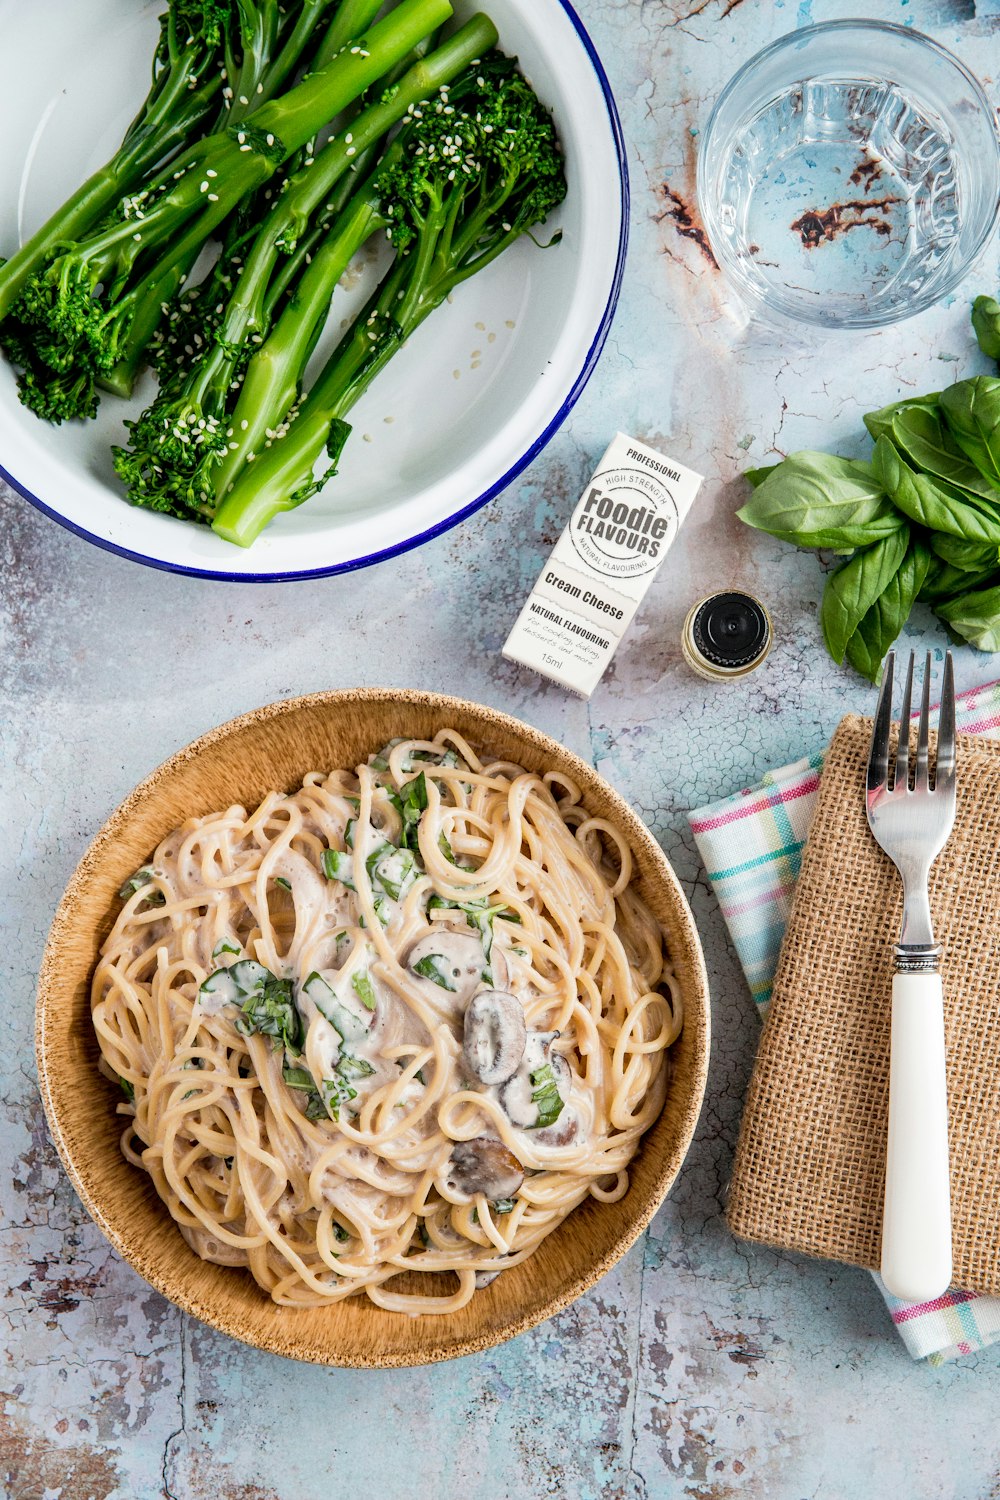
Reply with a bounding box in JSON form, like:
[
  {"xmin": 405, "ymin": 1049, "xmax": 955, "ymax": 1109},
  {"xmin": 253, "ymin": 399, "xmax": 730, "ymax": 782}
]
[
  {"xmin": 867, "ymin": 650, "xmax": 895, "ymax": 791},
  {"xmin": 894, "ymin": 651, "xmax": 915, "ymax": 792},
  {"xmin": 914, "ymin": 651, "xmax": 933, "ymax": 792},
  {"xmin": 936, "ymin": 650, "xmax": 956, "ymax": 789}
]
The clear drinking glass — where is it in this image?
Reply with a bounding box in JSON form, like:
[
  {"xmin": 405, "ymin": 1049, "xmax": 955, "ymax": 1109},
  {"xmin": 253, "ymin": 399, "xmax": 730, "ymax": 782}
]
[{"xmin": 696, "ymin": 21, "xmax": 1000, "ymax": 330}]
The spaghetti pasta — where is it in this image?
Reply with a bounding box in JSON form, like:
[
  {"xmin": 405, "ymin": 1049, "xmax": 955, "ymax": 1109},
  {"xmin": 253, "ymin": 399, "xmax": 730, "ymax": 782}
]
[{"xmin": 92, "ymin": 730, "xmax": 681, "ymax": 1313}]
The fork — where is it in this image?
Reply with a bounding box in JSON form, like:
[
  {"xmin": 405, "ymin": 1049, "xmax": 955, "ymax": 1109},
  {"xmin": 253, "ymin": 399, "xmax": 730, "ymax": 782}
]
[{"xmin": 866, "ymin": 649, "xmax": 956, "ymax": 1303}]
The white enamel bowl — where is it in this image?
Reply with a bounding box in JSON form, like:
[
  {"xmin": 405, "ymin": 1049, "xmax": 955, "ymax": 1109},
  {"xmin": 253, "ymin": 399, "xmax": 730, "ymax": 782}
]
[{"xmin": 0, "ymin": 0, "xmax": 627, "ymax": 580}]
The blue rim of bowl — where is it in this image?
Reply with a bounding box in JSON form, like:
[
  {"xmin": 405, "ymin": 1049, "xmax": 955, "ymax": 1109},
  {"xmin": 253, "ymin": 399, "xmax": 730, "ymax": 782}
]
[
  {"xmin": 1, "ymin": 0, "xmax": 630, "ymax": 584},
  {"xmin": 696, "ymin": 17, "xmax": 1000, "ymax": 331}
]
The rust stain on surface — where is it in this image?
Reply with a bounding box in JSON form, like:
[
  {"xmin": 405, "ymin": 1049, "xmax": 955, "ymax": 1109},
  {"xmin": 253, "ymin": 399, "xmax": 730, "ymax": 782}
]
[
  {"xmin": 791, "ymin": 196, "xmax": 899, "ymax": 248},
  {"xmin": 1, "ymin": 1414, "xmax": 122, "ymax": 1500},
  {"xmin": 655, "ymin": 186, "xmax": 719, "ymax": 269}
]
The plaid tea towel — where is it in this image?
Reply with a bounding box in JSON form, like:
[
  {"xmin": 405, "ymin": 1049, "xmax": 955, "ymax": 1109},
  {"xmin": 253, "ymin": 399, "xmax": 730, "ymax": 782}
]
[{"xmin": 688, "ymin": 679, "xmax": 1000, "ymax": 1365}]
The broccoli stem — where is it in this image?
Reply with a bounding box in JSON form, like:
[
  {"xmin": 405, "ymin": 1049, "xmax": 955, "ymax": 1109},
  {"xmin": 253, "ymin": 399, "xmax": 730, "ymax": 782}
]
[
  {"xmin": 313, "ymin": 0, "xmax": 387, "ymax": 70},
  {"xmin": 249, "ymin": 0, "xmax": 453, "ymax": 159}
]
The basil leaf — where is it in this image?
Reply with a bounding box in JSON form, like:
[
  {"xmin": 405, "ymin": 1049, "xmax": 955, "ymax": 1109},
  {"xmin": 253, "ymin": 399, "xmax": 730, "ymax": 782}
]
[
  {"xmin": 118, "ymin": 867, "xmax": 165, "ymax": 905},
  {"xmin": 274, "ymin": 876, "xmax": 292, "ymax": 892},
  {"xmin": 390, "ymin": 771, "xmax": 428, "ymax": 852},
  {"xmin": 223, "ymin": 963, "xmax": 300, "ymax": 1051},
  {"xmin": 872, "ymin": 435, "xmax": 1000, "ymax": 542},
  {"xmin": 212, "ymin": 938, "xmax": 241, "ymax": 959},
  {"xmin": 320, "ymin": 1074, "xmax": 358, "ymax": 1121},
  {"xmin": 891, "ymin": 406, "xmax": 1000, "ymax": 503},
  {"xmin": 490, "ymin": 1197, "xmax": 516, "ymax": 1214},
  {"xmin": 920, "ymin": 558, "xmax": 999, "ymax": 605},
  {"xmin": 737, "ymin": 452, "xmax": 905, "ymax": 550},
  {"xmin": 940, "ymin": 376, "xmax": 1000, "ymax": 489},
  {"xmin": 300, "ymin": 971, "xmax": 368, "ymax": 1043},
  {"xmin": 528, "ymin": 1063, "xmax": 565, "ymax": 1129},
  {"xmin": 820, "ymin": 527, "xmax": 910, "ymax": 665},
  {"xmin": 744, "ymin": 464, "xmax": 780, "ymax": 488},
  {"xmin": 935, "ymin": 584, "xmax": 1000, "ymax": 652},
  {"xmin": 322, "ymin": 848, "xmax": 355, "ymax": 889},
  {"xmin": 929, "ymin": 533, "xmax": 1000, "ymax": 572},
  {"xmin": 332, "ymin": 1221, "xmax": 350, "ymax": 1243},
  {"xmin": 283, "ymin": 1066, "xmax": 315, "ymax": 1090},
  {"xmin": 367, "ymin": 843, "xmax": 417, "ymax": 901},
  {"xmin": 371, "ymin": 738, "xmax": 405, "ymax": 772},
  {"xmin": 119, "ymin": 1076, "xmax": 135, "ymax": 1103},
  {"xmin": 336, "ymin": 1052, "xmax": 375, "ymax": 1081},
  {"xmin": 412, "ymin": 953, "xmax": 457, "ymax": 991},
  {"xmin": 438, "ymin": 830, "xmax": 457, "ymax": 864},
  {"xmin": 352, "ymin": 971, "xmax": 377, "ymax": 1012},
  {"xmin": 972, "ymin": 295, "xmax": 1000, "ymax": 362},
  {"xmin": 863, "ymin": 393, "xmax": 941, "ymax": 443},
  {"xmin": 844, "ymin": 540, "xmax": 932, "ymax": 682}
]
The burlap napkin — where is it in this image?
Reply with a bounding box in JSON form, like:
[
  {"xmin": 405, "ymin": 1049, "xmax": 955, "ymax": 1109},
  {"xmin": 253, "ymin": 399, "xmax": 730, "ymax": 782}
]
[{"xmin": 727, "ymin": 714, "xmax": 1000, "ymax": 1293}]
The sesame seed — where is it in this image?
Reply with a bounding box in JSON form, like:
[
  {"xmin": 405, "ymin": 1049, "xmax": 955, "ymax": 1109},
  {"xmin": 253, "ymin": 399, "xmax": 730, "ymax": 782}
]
[
  {"xmin": 362, "ymin": 433, "xmax": 373, "ymax": 442},
  {"xmin": 208, "ymin": 193, "xmax": 219, "ymax": 202}
]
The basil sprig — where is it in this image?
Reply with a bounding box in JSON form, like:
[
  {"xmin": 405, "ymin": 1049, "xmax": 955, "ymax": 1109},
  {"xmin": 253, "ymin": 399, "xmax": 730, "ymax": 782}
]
[{"xmin": 737, "ymin": 296, "xmax": 1000, "ymax": 678}]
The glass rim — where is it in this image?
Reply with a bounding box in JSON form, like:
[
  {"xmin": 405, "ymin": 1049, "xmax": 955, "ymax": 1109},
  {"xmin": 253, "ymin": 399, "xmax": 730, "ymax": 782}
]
[{"xmin": 696, "ymin": 18, "xmax": 1000, "ymax": 330}]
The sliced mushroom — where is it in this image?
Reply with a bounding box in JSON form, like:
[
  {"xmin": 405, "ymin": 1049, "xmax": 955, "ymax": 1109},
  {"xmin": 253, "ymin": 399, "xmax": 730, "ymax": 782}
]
[
  {"xmin": 408, "ymin": 931, "xmax": 486, "ymax": 1009},
  {"xmin": 463, "ymin": 990, "xmax": 526, "ymax": 1085},
  {"xmin": 446, "ymin": 1137, "xmax": 524, "ymax": 1200}
]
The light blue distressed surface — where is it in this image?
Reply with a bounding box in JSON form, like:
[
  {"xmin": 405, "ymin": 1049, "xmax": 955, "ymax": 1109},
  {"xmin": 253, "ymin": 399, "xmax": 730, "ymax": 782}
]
[{"xmin": 5, "ymin": 1, "xmax": 1000, "ymax": 1496}]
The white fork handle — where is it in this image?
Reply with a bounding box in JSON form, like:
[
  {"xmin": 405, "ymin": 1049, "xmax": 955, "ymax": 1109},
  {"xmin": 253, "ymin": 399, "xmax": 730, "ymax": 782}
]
[{"xmin": 881, "ymin": 972, "xmax": 952, "ymax": 1303}]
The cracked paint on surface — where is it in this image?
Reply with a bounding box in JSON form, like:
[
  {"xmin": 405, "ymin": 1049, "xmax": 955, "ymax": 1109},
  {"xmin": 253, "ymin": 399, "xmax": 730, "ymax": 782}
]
[{"xmin": 5, "ymin": 1, "xmax": 1000, "ymax": 1497}]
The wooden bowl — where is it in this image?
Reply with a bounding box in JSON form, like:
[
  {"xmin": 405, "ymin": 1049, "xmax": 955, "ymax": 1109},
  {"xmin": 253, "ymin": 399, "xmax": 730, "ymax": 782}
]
[{"xmin": 36, "ymin": 689, "xmax": 710, "ymax": 1366}]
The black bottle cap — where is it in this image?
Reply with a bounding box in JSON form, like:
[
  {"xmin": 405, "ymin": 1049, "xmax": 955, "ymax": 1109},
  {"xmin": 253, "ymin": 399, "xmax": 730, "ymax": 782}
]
[{"xmin": 692, "ymin": 592, "xmax": 770, "ymax": 669}]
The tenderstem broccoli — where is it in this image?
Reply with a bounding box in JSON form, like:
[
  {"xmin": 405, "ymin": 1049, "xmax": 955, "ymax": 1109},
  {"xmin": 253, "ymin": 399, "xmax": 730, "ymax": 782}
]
[
  {"xmin": 210, "ymin": 51, "xmax": 566, "ymax": 547},
  {"xmin": 114, "ymin": 16, "xmax": 496, "ymax": 520},
  {"xmin": 1, "ymin": 0, "xmax": 453, "ymax": 423}
]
